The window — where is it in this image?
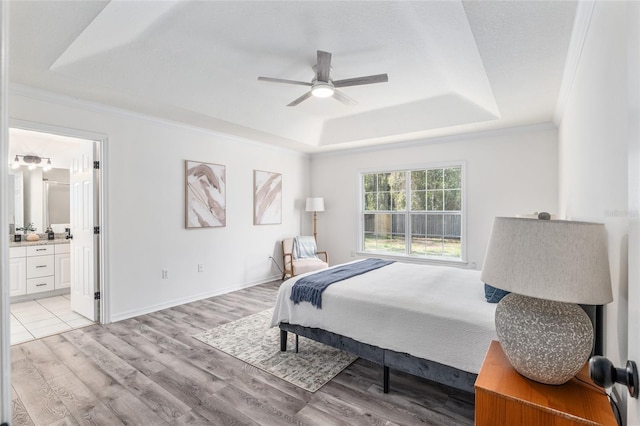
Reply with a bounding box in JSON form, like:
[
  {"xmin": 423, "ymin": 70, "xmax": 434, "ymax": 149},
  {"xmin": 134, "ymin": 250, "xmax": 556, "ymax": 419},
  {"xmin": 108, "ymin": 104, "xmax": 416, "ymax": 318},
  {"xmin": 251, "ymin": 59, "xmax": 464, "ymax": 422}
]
[{"xmin": 361, "ymin": 164, "xmax": 464, "ymax": 260}]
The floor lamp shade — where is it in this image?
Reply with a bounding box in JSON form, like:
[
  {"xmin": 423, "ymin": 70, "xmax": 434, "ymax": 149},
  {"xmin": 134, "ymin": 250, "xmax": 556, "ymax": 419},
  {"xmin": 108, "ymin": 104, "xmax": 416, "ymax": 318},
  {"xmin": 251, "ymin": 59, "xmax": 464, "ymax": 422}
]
[
  {"xmin": 305, "ymin": 197, "xmax": 325, "ymax": 212},
  {"xmin": 481, "ymin": 217, "xmax": 613, "ymax": 385},
  {"xmin": 306, "ymin": 197, "xmax": 324, "ymax": 241}
]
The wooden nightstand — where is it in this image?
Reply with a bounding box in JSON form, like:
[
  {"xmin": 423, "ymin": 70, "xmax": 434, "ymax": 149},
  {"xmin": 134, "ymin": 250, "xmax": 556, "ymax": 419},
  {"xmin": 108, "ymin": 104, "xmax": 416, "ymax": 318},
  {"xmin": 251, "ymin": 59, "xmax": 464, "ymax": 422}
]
[{"xmin": 475, "ymin": 340, "xmax": 617, "ymax": 426}]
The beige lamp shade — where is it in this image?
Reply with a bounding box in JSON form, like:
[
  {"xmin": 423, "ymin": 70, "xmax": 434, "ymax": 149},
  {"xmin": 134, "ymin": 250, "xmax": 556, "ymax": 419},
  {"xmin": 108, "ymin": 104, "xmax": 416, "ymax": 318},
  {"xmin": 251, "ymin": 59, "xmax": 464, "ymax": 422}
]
[
  {"xmin": 305, "ymin": 197, "xmax": 325, "ymax": 212},
  {"xmin": 481, "ymin": 217, "xmax": 612, "ymax": 305}
]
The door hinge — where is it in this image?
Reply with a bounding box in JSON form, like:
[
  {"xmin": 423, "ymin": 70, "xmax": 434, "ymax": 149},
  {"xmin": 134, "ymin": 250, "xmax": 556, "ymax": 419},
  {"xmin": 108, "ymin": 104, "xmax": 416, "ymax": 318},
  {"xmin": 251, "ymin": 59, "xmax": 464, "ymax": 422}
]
[
  {"xmin": 93, "ymin": 161, "xmax": 100, "ymax": 169},
  {"xmin": 94, "ymin": 291, "xmax": 101, "ymax": 300},
  {"xmin": 94, "ymin": 226, "xmax": 100, "ymax": 235}
]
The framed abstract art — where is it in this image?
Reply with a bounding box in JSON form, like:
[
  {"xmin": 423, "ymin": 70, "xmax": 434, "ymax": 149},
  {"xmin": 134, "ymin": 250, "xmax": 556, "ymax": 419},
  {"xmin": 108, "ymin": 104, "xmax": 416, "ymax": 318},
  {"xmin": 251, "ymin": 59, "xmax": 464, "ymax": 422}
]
[
  {"xmin": 254, "ymin": 170, "xmax": 282, "ymax": 225},
  {"xmin": 185, "ymin": 160, "xmax": 226, "ymax": 228}
]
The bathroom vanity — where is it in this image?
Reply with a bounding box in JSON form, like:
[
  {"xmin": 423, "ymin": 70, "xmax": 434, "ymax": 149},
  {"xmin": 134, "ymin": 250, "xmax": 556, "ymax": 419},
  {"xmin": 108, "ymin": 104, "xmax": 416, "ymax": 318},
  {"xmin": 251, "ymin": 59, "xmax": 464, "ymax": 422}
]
[{"xmin": 9, "ymin": 238, "xmax": 70, "ymax": 300}]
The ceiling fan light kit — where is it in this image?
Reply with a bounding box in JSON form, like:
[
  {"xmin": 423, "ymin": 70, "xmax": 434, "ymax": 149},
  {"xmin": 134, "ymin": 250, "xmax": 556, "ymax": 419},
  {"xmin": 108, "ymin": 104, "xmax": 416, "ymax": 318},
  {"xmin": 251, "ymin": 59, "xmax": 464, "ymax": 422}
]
[
  {"xmin": 311, "ymin": 82, "xmax": 334, "ymax": 98},
  {"xmin": 258, "ymin": 50, "xmax": 388, "ymax": 106}
]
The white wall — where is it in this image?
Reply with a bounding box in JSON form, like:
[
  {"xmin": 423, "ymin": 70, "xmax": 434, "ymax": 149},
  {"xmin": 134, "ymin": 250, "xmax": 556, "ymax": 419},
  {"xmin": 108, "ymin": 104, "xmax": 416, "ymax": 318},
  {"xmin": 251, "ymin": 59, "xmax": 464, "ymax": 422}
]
[
  {"xmin": 628, "ymin": 2, "xmax": 640, "ymax": 424},
  {"xmin": 9, "ymin": 89, "xmax": 310, "ymax": 321},
  {"xmin": 557, "ymin": 0, "xmax": 632, "ymax": 420},
  {"xmin": 310, "ymin": 124, "xmax": 559, "ymax": 269}
]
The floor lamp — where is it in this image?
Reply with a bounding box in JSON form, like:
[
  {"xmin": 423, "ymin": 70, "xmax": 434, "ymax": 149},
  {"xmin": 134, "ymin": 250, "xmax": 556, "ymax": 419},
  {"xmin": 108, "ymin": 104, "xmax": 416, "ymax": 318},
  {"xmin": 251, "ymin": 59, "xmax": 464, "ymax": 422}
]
[{"xmin": 305, "ymin": 197, "xmax": 324, "ymax": 241}]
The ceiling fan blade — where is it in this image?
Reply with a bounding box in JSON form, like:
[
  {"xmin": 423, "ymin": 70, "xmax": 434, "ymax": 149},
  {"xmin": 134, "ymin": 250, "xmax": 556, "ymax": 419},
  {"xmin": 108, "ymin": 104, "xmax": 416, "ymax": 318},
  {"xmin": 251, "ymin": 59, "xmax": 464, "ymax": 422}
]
[
  {"xmin": 316, "ymin": 50, "xmax": 332, "ymax": 82},
  {"xmin": 333, "ymin": 89, "xmax": 358, "ymax": 106},
  {"xmin": 258, "ymin": 76, "xmax": 312, "ymax": 87},
  {"xmin": 333, "ymin": 73, "xmax": 389, "ymax": 88},
  {"xmin": 287, "ymin": 91, "xmax": 313, "ymax": 107}
]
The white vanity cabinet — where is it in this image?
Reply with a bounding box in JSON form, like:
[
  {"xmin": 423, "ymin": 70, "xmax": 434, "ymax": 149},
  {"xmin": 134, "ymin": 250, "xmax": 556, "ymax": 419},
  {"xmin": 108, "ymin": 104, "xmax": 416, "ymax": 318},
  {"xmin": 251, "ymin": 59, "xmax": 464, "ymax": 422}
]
[
  {"xmin": 26, "ymin": 245, "xmax": 55, "ymax": 294},
  {"xmin": 9, "ymin": 247, "xmax": 27, "ymax": 297},
  {"xmin": 10, "ymin": 242, "xmax": 71, "ymax": 298},
  {"xmin": 54, "ymin": 243, "xmax": 71, "ymax": 289}
]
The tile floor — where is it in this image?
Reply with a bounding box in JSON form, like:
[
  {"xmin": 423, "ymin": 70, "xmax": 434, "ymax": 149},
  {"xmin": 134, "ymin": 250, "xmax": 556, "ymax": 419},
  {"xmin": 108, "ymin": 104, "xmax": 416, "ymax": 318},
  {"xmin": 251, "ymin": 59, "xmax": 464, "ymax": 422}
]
[{"xmin": 10, "ymin": 294, "xmax": 95, "ymax": 345}]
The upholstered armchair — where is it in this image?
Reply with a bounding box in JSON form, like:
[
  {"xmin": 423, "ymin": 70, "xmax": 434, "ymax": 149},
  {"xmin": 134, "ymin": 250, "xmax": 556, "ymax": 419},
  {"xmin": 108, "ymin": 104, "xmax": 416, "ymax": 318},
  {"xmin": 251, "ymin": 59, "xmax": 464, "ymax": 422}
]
[{"xmin": 281, "ymin": 236, "xmax": 329, "ymax": 280}]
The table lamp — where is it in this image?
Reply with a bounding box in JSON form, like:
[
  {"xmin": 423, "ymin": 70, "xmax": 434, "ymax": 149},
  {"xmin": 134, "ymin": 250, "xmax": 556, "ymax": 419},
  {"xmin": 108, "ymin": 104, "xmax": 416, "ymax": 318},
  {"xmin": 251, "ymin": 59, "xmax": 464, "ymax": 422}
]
[{"xmin": 481, "ymin": 216, "xmax": 613, "ymax": 385}]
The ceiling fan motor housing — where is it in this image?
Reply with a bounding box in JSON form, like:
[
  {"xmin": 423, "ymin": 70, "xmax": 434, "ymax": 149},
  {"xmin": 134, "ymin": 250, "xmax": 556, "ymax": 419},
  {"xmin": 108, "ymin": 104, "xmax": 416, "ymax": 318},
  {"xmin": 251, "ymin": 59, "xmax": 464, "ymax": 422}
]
[{"xmin": 258, "ymin": 50, "xmax": 388, "ymax": 106}]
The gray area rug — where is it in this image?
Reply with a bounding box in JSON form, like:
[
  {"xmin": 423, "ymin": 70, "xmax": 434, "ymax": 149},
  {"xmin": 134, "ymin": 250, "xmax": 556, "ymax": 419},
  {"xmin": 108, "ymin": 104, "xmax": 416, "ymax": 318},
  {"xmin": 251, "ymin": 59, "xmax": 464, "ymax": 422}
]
[{"xmin": 193, "ymin": 309, "xmax": 357, "ymax": 392}]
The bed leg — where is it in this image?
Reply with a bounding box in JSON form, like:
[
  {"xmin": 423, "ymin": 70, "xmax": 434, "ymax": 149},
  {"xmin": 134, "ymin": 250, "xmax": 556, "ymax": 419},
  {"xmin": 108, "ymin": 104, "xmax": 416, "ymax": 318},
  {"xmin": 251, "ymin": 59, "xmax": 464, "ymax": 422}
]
[
  {"xmin": 383, "ymin": 366, "xmax": 390, "ymax": 393},
  {"xmin": 295, "ymin": 334, "xmax": 299, "ymax": 353},
  {"xmin": 280, "ymin": 330, "xmax": 287, "ymax": 352}
]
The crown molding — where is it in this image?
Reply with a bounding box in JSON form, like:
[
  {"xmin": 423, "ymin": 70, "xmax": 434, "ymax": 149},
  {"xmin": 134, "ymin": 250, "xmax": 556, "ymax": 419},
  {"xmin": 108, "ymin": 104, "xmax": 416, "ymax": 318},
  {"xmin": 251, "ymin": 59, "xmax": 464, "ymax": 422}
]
[
  {"xmin": 553, "ymin": 0, "xmax": 596, "ymax": 125},
  {"xmin": 311, "ymin": 122, "xmax": 557, "ymax": 159},
  {"xmin": 9, "ymin": 83, "xmax": 309, "ymax": 159}
]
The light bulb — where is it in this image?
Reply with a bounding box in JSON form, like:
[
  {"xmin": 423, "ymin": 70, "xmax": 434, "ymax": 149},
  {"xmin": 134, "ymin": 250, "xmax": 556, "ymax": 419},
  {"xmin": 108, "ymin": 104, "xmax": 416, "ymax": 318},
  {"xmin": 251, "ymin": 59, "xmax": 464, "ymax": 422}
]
[{"xmin": 311, "ymin": 83, "xmax": 334, "ymax": 98}]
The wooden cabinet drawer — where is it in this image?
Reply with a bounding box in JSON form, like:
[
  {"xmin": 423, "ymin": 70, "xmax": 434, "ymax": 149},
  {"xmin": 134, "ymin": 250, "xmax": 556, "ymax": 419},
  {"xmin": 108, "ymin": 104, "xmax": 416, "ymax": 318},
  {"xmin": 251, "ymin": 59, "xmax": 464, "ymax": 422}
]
[
  {"xmin": 26, "ymin": 276, "xmax": 55, "ymax": 294},
  {"xmin": 26, "ymin": 255, "xmax": 55, "ymax": 278},
  {"xmin": 27, "ymin": 245, "xmax": 55, "ymax": 257}
]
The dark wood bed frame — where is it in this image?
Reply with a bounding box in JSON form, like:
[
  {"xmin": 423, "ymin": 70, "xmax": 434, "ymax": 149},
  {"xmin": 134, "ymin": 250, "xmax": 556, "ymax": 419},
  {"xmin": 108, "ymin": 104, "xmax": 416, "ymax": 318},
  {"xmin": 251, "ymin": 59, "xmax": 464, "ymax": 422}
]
[{"xmin": 279, "ymin": 304, "xmax": 603, "ymax": 394}]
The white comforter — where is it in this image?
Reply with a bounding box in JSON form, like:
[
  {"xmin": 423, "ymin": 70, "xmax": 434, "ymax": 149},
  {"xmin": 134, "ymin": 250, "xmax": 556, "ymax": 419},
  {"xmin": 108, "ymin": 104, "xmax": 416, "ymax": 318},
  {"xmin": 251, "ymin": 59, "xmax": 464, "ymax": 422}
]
[{"xmin": 271, "ymin": 260, "xmax": 497, "ymax": 374}]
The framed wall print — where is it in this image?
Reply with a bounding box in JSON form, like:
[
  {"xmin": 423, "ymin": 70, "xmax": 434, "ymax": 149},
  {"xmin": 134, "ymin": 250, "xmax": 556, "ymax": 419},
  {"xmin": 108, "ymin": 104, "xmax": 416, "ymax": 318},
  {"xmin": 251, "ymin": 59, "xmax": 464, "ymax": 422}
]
[
  {"xmin": 254, "ymin": 170, "xmax": 282, "ymax": 225},
  {"xmin": 185, "ymin": 160, "xmax": 226, "ymax": 228}
]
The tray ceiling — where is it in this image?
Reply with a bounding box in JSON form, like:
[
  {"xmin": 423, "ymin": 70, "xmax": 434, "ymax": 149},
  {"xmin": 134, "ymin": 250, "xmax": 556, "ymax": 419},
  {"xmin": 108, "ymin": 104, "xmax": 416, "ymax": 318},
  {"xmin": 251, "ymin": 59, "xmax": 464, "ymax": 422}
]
[{"xmin": 9, "ymin": 1, "xmax": 578, "ymax": 153}]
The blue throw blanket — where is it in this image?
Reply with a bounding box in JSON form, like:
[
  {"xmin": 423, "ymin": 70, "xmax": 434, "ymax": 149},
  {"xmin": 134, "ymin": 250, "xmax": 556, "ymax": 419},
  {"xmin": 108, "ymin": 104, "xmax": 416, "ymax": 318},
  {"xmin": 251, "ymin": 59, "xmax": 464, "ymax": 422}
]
[
  {"xmin": 290, "ymin": 258, "xmax": 395, "ymax": 309},
  {"xmin": 294, "ymin": 236, "xmax": 317, "ymax": 259}
]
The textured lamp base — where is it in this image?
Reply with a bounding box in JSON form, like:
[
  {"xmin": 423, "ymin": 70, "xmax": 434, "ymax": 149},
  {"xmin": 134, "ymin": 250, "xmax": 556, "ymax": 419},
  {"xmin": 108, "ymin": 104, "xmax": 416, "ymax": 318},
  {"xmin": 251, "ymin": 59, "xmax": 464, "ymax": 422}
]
[{"xmin": 495, "ymin": 293, "xmax": 593, "ymax": 385}]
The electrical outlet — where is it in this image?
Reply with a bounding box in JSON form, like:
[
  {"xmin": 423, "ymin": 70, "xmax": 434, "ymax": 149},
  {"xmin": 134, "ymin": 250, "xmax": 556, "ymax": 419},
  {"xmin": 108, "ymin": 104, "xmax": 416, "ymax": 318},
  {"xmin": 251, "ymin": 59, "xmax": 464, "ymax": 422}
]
[
  {"xmin": 162, "ymin": 269, "xmax": 168, "ymax": 279},
  {"xmin": 198, "ymin": 264, "xmax": 204, "ymax": 272}
]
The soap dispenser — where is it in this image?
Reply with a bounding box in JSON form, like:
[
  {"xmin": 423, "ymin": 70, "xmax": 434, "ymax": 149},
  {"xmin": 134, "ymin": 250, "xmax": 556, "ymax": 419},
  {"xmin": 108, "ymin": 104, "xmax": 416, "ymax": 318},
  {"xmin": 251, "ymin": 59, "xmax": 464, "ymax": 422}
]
[{"xmin": 46, "ymin": 226, "xmax": 54, "ymax": 240}]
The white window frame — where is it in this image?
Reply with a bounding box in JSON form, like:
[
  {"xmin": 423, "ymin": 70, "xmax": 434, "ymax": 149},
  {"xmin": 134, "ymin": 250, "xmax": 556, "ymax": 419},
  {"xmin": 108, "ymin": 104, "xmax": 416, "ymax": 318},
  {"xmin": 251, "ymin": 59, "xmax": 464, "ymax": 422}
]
[{"xmin": 356, "ymin": 161, "xmax": 467, "ymax": 265}]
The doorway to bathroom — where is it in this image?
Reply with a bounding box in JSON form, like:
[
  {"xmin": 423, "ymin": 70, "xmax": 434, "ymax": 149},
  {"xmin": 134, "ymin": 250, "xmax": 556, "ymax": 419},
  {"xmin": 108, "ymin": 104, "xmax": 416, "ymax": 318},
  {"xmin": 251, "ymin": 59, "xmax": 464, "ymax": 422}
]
[{"xmin": 8, "ymin": 123, "xmax": 103, "ymax": 345}]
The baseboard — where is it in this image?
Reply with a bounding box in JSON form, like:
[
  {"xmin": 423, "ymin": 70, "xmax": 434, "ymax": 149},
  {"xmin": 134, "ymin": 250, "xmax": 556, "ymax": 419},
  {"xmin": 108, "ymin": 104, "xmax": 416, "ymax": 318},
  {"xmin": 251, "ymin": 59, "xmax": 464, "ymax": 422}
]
[
  {"xmin": 108, "ymin": 274, "xmax": 281, "ymax": 323},
  {"xmin": 10, "ymin": 288, "xmax": 70, "ymax": 304}
]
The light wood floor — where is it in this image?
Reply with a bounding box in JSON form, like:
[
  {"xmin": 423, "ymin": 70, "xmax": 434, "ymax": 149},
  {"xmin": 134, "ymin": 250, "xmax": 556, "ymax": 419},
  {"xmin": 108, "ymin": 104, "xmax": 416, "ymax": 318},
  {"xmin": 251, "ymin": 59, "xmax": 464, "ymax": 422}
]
[{"xmin": 10, "ymin": 280, "xmax": 475, "ymax": 425}]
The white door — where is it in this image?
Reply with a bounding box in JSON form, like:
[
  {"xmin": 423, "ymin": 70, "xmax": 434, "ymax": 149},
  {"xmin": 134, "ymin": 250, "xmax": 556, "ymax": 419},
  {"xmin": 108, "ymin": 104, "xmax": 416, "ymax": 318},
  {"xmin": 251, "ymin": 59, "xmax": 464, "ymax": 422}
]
[
  {"xmin": 630, "ymin": 2, "xmax": 640, "ymax": 424},
  {"xmin": 69, "ymin": 140, "xmax": 98, "ymax": 320}
]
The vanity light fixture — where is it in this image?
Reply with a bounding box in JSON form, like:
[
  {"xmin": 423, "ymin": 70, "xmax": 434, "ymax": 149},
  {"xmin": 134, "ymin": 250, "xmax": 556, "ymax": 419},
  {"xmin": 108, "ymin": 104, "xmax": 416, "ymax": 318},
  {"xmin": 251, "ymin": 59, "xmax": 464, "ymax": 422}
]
[
  {"xmin": 11, "ymin": 154, "xmax": 53, "ymax": 171},
  {"xmin": 11, "ymin": 155, "xmax": 19, "ymax": 169}
]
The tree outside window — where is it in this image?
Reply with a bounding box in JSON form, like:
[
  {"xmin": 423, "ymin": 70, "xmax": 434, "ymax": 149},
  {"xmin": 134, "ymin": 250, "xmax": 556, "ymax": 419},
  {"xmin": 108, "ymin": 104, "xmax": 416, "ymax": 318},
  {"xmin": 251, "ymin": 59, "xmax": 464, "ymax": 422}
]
[{"xmin": 363, "ymin": 165, "xmax": 463, "ymax": 259}]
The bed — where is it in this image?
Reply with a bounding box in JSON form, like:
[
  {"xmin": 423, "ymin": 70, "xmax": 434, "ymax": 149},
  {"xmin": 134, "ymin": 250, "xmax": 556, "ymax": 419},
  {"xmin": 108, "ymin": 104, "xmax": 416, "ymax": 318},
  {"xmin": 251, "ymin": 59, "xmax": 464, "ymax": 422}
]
[
  {"xmin": 270, "ymin": 259, "xmax": 499, "ymax": 393},
  {"xmin": 271, "ymin": 259, "xmax": 604, "ymax": 394}
]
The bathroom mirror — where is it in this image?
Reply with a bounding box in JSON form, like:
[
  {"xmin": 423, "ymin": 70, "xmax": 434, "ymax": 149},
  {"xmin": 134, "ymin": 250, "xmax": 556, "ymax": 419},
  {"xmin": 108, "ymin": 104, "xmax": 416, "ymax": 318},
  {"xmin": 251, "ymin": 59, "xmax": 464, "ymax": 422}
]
[
  {"xmin": 44, "ymin": 179, "xmax": 70, "ymax": 228},
  {"xmin": 8, "ymin": 169, "xmax": 24, "ymax": 233},
  {"xmin": 9, "ymin": 167, "xmax": 69, "ymax": 234}
]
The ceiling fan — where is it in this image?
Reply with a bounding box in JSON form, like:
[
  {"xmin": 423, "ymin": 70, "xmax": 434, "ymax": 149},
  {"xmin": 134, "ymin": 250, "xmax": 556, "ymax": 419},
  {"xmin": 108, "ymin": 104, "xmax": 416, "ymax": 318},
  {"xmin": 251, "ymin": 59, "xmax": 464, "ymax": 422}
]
[{"xmin": 258, "ymin": 50, "xmax": 389, "ymax": 107}]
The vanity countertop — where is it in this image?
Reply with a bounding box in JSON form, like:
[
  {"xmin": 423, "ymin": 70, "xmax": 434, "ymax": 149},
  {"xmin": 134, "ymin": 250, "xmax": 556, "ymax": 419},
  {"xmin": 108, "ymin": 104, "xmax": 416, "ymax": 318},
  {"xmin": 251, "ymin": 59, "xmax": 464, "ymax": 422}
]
[{"xmin": 9, "ymin": 238, "xmax": 70, "ymax": 248}]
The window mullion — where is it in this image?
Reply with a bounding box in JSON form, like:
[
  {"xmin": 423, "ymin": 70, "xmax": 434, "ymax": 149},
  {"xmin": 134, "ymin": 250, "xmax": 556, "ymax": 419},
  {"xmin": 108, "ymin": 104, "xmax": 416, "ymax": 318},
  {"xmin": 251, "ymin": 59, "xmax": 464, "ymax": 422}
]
[
  {"xmin": 361, "ymin": 165, "xmax": 463, "ymax": 260},
  {"xmin": 405, "ymin": 170, "xmax": 411, "ymax": 255}
]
